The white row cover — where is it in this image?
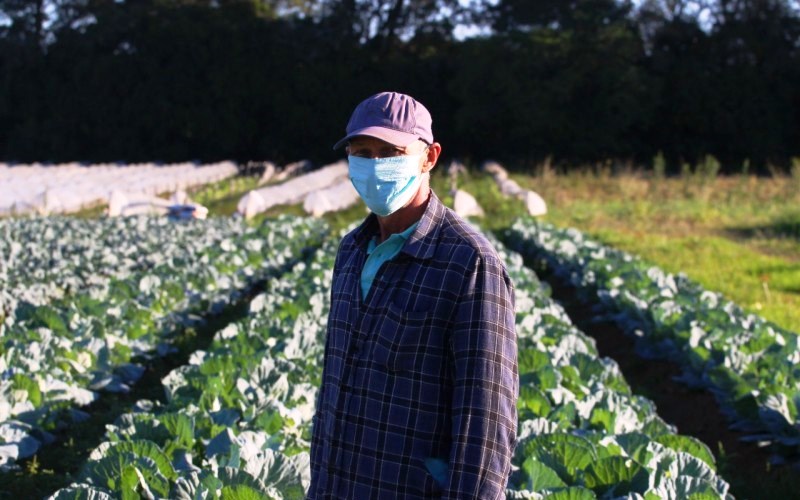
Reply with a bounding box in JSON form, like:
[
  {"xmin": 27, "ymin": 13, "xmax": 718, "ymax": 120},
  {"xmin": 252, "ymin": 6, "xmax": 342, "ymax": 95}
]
[
  {"xmin": 445, "ymin": 160, "xmax": 485, "ymax": 218},
  {"xmin": 303, "ymin": 179, "xmax": 360, "ymax": 217},
  {"xmin": 237, "ymin": 161, "xmax": 350, "ymax": 219},
  {"xmin": 482, "ymin": 161, "xmax": 548, "ymax": 216},
  {"xmin": 453, "ymin": 189, "xmax": 485, "ymax": 218},
  {"xmin": 0, "ymin": 161, "xmax": 238, "ymax": 216},
  {"xmin": 107, "ymin": 190, "xmax": 209, "ymax": 219}
]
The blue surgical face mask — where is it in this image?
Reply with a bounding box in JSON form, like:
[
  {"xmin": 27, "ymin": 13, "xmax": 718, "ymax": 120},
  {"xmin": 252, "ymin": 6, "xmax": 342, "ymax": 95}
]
[{"xmin": 348, "ymin": 153, "xmax": 425, "ymax": 217}]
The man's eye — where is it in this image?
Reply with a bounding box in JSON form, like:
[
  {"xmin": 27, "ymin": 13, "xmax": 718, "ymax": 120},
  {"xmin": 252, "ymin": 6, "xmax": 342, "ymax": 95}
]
[{"xmin": 350, "ymin": 148, "xmax": 404, "ymax": 158}]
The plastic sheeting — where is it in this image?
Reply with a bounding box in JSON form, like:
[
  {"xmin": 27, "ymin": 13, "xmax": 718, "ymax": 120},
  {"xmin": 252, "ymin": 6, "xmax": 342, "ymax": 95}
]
[
  {"xmin": 107, "ymin": 190, "xmax": 170, "ymax": 217},
  {"xmin": 522, "ymin": 190, "xmax": 547, "ymax": 217},
  {"xmin": 258, "ymin": 162, "xmax": 277, "ymax": 186},
  {"xmin": 0, "ymin": 161, "xmax": 238, "ymax": 216},
  {"xmin": 453, "ymin": 189, "xmax": 485, "ymax": 218},
  {"xmin": 273, "ymin": 159, "xmax": 311, "ymax": 182},
  {"xmin": 107, "ymin": 190, "xmax": 209, "ymax": 218},
  {"xmin": 482, "ymin": 161, "xmax": 508, "ymax": 181},
  {"xmin": 303, "ymin": 180, "xmax": 360, "ymax": 217},
  {"xmin": 237, "ymin": 161, "xmax": 348, "ymax": 219},
  {"xmin": 482, "ymin": 160, "xmax": 548, "ymax": 216}
]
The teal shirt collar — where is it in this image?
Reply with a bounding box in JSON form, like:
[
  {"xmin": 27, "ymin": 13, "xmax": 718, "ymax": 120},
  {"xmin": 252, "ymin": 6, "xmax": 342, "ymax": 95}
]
[
  {"xmin": 361, "ymin": 221, "xmax": 419, "ymax": 300},
  {"xmin": 366, "ymin": 220, "xmax": 419, "ymax": 255}
]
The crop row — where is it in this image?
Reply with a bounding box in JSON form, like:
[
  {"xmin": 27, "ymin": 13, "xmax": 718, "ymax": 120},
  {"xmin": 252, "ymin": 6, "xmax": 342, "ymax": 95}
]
[
  {"xmin": 486, "ymin": 232, "xmax": 730, "ymax": 499},
  {"xmin": 49, "ymin": 222, "xmax": 731, "ymax": 498},
  {"xmin": 0, "ymin": 215, "xmax": 327, "ymax": 469},
  {"xmin": 504, "ymin": 217, "xmax": 800, "ymax": 461},
  {"xmin": 49, "ymin": 224, "xmax": 340, "ymax": 499}
]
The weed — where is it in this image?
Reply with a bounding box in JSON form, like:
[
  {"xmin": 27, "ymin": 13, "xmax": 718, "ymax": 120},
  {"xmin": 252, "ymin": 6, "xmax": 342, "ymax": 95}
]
[
  {"xmin": 697, "ymin": 155, "xmax": 721, "ymax": 181},
  {"xmin": 652, "ymin": 152, "xmax": 666, "ymax": 181},
  {"xmin": 534, "ymin": 156, "xmax": 556, "ymax": 183},
  {"xmin": 25, "ymin": 455, "xmax": 40, "ymax": 474},
  {"xmin": 740, "ymin": 158, "xmax": 751, "ymax": 177}
]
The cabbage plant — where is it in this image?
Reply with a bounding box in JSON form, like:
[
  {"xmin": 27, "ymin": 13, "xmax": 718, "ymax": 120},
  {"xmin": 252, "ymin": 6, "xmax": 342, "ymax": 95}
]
[{"xmin": 505, "ymin": 217, "xmax": 800, "ymax": 462}]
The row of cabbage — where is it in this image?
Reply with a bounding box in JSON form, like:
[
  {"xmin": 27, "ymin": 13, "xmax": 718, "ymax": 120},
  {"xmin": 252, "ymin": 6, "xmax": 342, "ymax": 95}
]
[
  {"xmin": 491, "ymin": 232, "xmax": 731, "ymax": 500},
  {"xmin": 504, "ymin": 217, "xmax": 800, "ymax": 461},
  {"xmin": 0, "ymin": 216, "xmax": 327, "ymax": 469},
  {"xmin": 51, "ymin": 224, "xmax": 731, "ymax": 499},
  {"xmin": 49, "ymin": 227, "xmax": 339, "ymax": 499}
]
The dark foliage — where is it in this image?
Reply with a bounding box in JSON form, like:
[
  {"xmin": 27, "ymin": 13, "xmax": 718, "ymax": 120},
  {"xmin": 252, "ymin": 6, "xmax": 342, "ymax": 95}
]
[{"xmin": 0, "ymin": 0, "xmax": 798, "ymax": 172}]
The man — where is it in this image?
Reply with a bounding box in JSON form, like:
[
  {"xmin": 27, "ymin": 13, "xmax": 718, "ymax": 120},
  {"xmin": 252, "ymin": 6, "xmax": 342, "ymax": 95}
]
[{"xmin": 308, "ymin": 91, "xmax": 518, "ymax": 499}]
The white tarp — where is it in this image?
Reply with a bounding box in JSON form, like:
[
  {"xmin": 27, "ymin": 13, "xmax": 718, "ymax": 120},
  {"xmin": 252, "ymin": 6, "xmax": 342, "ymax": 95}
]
[
  {"xmin": 303, "ymin": 180, "xmax": 360, "ymax": 217},
  {"xmin": 448, "ymin": 160, "xmax": 467, "ymax": 193},
  {"xmin": 236, "ymin": 161, "xmax": 348, "ymax": 219},
  {"xmin": 453, "ymin": 189, "xmax": 484, "ymax": 218},
  {"xmin": 273, "ymin": 160, "xmax": 311, "ymax": 182},
  {"xmin": 237, "ymin": 190, "xmax": 266, "ymax": 220},
  {"xmin": 482, "ymin": 160, "xmax": 548, "ymax": 216},
  {"xmin": 482, "ymin": 161, "xmax": 508, "ymax": 181},
  {"xmin": 499, "ymin": 178, "xmax": 524, "ymax": 197},
  {"xmin": 0, "ymin": 161, "xmax": 238, "ymax": 216},
  {"xmin": 258, "ymin": 162, "xmax": 277, "ymax": 186},
  {"xmin": 107, "ymin": 190, "xmax": 170, "ymax": 217},
  {"xmin": 106, "ymin": 190, "xmax": 208, "ymax": 218},
  {"xmin": 523, "ymin": 190, "xmax": 547, "ymax": 216}
]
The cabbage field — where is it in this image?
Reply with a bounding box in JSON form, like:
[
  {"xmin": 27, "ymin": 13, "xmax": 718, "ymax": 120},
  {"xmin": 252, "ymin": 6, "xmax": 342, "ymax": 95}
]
[{"xmin": 1, "ymin": 175, "xmax": 797, "ymax": 499}]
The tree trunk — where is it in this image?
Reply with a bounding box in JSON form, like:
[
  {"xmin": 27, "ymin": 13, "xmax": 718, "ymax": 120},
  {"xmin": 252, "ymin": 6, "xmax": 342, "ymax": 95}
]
[{"xmin": 381, "ymin": 0, "xmax": 405, "ymax": 50}]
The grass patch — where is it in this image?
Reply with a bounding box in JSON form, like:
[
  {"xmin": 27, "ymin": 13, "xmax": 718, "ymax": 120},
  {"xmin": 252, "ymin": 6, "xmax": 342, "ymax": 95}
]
[
  {"xmin": 189, "ymin": 175, "xmax": 261, "ymax": 216},
  {"xmin": 504, "ymin": 167, "xmax": 800, "ymax": 333},
  {"xmin": 591, "ymin": 231, "xmax": 800, "ymax": 331}
]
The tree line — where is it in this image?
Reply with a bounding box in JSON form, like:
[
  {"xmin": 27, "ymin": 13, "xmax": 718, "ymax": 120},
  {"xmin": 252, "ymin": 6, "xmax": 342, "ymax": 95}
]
[{"xmin": 1, "ymin": 0, "xmax": 798, "ymax": 173}]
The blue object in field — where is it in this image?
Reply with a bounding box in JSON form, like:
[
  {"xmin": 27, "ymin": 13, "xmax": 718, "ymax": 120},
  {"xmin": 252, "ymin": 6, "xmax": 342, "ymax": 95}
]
[
  {"xmin": 424, "ymin": 457, "xmax": 449, "ymax": 488},
  {"xmin": 167, "ymin": 204, "xmax": 198, "ymax": 220}
]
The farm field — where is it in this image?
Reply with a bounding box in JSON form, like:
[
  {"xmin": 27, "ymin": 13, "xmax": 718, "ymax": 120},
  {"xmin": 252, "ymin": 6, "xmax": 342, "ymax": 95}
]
[
  {"xmin": 181, "ymin": 165, "xmax": 800, "ymax": 339},
  {"xmin": 188, "ymin": 165, "xmax": 800, "ymax": 336},
  {"xmin": 511, "ymin": 168, "xmax": 800, "ymax": 334},
  {"xmin": 2, "ymin": 163, "xmax": 798, "ymax": 499}
]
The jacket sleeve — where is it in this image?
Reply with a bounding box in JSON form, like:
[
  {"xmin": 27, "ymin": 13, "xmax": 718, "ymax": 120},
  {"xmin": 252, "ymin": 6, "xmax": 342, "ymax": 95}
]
[
  {"xmin": 444, "ymin": 253, "xmax": 518, "ymax": 499},
  {"xmin": 308, "ymin": 239, "xmax": 348, "ymax": 499},
  {"xmin": 308, "ymin": 311, "xmax": 329, "ymax": 499}
]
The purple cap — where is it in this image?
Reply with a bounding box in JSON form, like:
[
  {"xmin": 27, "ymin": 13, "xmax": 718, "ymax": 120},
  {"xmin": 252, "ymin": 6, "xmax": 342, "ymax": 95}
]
[{"xmin": 333, "ymin": 92, "xmax": 434, "ymax": 149}]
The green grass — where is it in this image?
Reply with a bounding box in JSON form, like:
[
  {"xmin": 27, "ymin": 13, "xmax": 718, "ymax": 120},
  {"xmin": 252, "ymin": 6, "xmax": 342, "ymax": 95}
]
[
  {"xmin": 189, "ymin": 175, "xmax": 262, "ymax": 215},
  {"xmin": 589, "ymin": 231, "xmax": 799, "ymax": 329},
  {"xmin": 506, "ymin": 168, "xmax": 800, "ymax": 333}
]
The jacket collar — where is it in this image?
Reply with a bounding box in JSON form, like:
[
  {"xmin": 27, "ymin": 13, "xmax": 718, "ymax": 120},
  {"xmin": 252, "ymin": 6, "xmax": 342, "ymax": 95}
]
[{"xmin": 351, "ymin": 190, "xmax": 443, "ymax": 261}]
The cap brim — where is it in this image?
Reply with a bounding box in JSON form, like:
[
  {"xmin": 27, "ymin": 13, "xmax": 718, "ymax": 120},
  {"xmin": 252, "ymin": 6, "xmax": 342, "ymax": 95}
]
[{"xmin": 332, "ymin": 126, "xmax": 422, "ymax": 150}]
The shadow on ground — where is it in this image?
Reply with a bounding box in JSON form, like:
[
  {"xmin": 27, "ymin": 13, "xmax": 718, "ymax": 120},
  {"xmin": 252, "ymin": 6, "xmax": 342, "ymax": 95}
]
[{"xmin": 726, "ymin": 214, "xmax": 800, "ymax": 241}]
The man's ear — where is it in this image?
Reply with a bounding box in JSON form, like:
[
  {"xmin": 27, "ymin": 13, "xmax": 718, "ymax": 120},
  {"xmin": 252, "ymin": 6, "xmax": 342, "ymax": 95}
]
[{"xmin": 422, "ymin": 142, "xmax": 442, "ymax": 174}]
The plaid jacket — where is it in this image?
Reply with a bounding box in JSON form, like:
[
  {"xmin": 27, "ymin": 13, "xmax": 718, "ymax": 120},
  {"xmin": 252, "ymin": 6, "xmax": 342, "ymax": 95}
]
[{"xmin": 308, "ymin": 192, "xmax": 518, "ymax": 499}]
